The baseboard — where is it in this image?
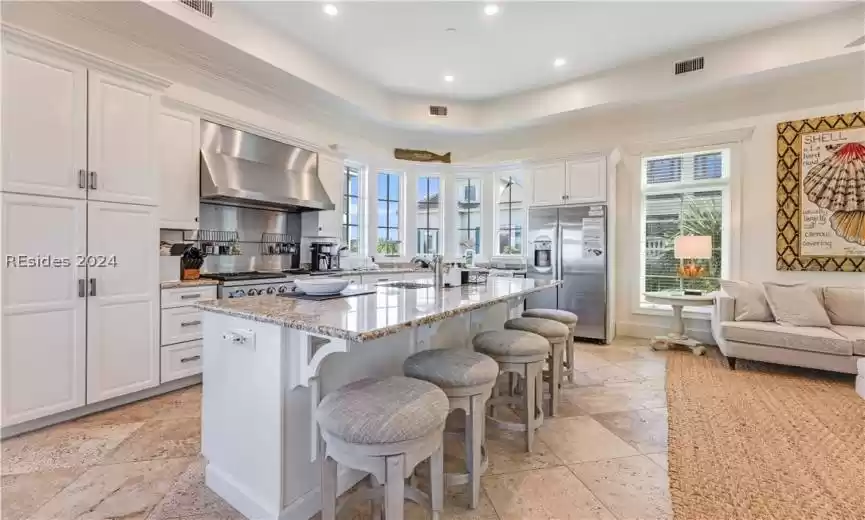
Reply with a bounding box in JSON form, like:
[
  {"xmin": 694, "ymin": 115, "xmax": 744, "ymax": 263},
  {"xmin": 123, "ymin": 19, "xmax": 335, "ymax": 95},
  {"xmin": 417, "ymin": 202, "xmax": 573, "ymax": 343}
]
[
  {"xmin": 1, "ymin": 375, "xmax": 201, "ymax": 439},
  {"xmin": 616, "ymin": 321, "xmax": 716, "ymax": 345},
  {"xmin": 206, "ymin": 463, "xmax": 278, "ymax": 520}
]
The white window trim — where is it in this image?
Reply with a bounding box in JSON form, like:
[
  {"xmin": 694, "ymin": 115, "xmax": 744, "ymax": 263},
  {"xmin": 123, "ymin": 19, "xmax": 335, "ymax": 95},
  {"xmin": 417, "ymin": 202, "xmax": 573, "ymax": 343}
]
[
  {"xmin": 493, "ymin": 171, "xmax": 527, "ymax": 257},
  {"xmin": 374, "ymin": 170, "xmax": 405, "ymax": 258},
  {"xmin": 414, "ymin": 172, "xmax": 443, "ymax": 256},
  {"xmin": 631, "ymin": 139, "xmax": 744, "ymax": 319},
  {"xmin": 453, "ymin": 173, "xmax": 486, "ymax": 259},
  {"xmin": 343, "ymin": 161, "xmax": 366, "ymax": 258}
]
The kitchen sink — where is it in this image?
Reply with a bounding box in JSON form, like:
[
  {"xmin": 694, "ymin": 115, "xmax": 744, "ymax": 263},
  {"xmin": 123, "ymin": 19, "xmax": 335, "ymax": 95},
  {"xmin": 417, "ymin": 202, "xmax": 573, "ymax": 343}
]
[{"xmin": 377, "ymin": 281, "xmax": 435, "ymax": 289}]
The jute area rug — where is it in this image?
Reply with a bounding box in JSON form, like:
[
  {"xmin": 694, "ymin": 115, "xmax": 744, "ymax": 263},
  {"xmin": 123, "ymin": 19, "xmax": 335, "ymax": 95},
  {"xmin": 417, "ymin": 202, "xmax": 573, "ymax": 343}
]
[{"xmin": 666, "ymin": 348, "xmax": 865, "ymax": 520}]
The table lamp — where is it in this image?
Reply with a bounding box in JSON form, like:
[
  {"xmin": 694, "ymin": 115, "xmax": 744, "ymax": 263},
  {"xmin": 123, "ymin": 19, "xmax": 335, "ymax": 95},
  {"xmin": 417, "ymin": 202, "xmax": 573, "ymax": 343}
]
[{"xmin": 674, "ymin": 235, "xmax": 712, "ymax": 295}]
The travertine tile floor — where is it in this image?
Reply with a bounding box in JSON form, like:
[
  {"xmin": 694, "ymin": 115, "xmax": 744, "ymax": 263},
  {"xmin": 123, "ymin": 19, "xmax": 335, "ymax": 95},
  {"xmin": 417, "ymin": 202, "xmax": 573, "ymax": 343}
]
[{"xmin": 1, "ymin": 337, "xmax": 672, "ymax": 520}]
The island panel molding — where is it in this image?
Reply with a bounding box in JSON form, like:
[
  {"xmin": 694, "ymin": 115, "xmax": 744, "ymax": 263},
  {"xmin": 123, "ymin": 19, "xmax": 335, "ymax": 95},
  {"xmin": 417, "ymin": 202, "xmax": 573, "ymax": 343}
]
[{"xmin": 776, "ymin": 111, "xmax": 865, "ymax": 272}]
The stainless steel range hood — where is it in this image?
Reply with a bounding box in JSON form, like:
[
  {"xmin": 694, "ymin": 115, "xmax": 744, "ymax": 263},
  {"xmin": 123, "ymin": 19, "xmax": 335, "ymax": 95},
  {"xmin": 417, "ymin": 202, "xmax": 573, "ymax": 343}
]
[{"xmin": 200, "ymin": 121, "xmax": 334, "ymax": 212}]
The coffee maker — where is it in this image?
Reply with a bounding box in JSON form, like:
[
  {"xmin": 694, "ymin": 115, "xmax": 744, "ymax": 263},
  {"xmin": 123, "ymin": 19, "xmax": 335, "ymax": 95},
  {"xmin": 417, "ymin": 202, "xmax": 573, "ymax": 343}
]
[{"xmin": 310, "ymin": 241, "xmax": 340, "ymax": 272}]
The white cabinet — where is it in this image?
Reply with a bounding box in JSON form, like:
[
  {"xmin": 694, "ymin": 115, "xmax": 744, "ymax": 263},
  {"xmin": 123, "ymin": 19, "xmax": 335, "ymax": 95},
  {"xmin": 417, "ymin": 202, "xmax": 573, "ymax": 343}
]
[
  {"xmin": 87, "ymin": 71, "xmax": 159, "ymax": 206},
  {"xmin": 306, "ymin": 154, "xmax": 343, "ymax": 238},
  {"xmin": 566, "ymin": 157, "xmax": 607, "ymax": 204},
  {"xmin": 160, "ymin": 341, "xmax": 203, "ymax": 383},
  {"xmin": 160, "ymin": 286, "xmax": 209, "ymax": 383},
  {"xmin": 530, "ymin": 157, "xmax": 607, "ymax": 206},
  {"xmin": 1, "ymin": 193, "xmax": 88, "ymax": 426},
  {"xmin": 158, "ymin": 109, "xmax": 200, "ymax": 229},
  {"xmin": 1, "ymin": 43, "xmax": 88, "ymax": 199},
  {"xmin": 86, "ymin": 202, "xmax": 159, "ymax": 403},
  {"xmin": 404, "ymin": 272, "xmax": 433, "ymax": 281},
  {"xmin": 530, "ymin": 163, "xmax": 567, "ymax": 206}
]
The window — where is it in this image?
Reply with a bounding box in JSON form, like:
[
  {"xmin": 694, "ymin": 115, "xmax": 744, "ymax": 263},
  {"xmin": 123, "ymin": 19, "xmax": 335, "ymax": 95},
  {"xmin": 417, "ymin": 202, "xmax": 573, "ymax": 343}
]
[
  {"xmin": 455, "ymin": 178, "xmax": 482, "ymax": 254},
  {"xmin": 496, "ymin": 173, "xmax": 525, "ymax": 255},
  {"xmin": 641, "ymin": 150, "xmax": 728, "ymax": 296},
  {"xmin": 376, "ymin": 172, "xmax": 401, "ymax": 256},
  {"xmin": 416, "ymin": 176, "xmax": 441, "ymax": 254},
  {"xmin": 342, "ymin": 165, "xmax": 361, "ymax": 253}
]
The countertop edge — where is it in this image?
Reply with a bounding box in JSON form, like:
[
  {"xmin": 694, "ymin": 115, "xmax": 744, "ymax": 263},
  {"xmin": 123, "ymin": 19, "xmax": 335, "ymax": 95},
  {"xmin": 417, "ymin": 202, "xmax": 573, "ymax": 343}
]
[
  {"xmin": 160, "ymin": 279, "xmax": 221, "ymax": 289},
  {"xmin": 195, "ymin": 281, "xmax": 562, "ymax": 343}
]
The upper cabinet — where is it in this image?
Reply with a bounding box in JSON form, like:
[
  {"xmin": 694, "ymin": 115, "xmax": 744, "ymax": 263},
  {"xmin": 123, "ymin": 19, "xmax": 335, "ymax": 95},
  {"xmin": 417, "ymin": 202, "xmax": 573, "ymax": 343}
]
[
  {"xmin": 565, "ymin": 157, "xmax": 606, "ymax": 204},
  {"xmin": 87, "ymin": 71, "xmax": 160, "ymax": 206},
  {"xmin": 158, "ymin": 109, "xmax": 200, "ymax": 229},
  {"xmin": 314, "ymin": 154, "xmax": 344, "ymax": 238},
  {"xmin": 530, "ymin": 156, "xmax": 607, "ymax": 206},
  {"xmin": 2, "ymin": 44, "xmax": 88, "ymax": 200},
  {"xmin": 1, "ymin": 35, "xmax": 167, "ymax": 205}
]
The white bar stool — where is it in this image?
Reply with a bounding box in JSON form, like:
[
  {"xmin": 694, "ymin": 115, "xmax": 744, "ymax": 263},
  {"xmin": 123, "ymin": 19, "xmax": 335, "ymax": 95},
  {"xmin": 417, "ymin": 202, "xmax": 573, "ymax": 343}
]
[
  {"xmin": 403, "ymin": 348, "xmax": 499, "ymax": 509},
  {"xmin": 472, "ymin": 330, "xmax": 549, "ymax": 452},
  {"xmin": 504, "ymin": 317, "xmax": 570, "ymax": 416},
  {"xmin": 316, "ymin": 376, "xmax": 449, "ymax": 520},
  {"xmin": 522, "ymin": 309, "xmax": 579, "ymax": 383}
]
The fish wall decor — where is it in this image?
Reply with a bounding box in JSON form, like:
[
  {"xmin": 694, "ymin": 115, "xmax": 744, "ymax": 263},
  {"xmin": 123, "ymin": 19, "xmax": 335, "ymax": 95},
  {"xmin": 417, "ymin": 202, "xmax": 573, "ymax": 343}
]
[{"xmin": 394, "ymin": 149, "xmax": 452, "ymax": 163}]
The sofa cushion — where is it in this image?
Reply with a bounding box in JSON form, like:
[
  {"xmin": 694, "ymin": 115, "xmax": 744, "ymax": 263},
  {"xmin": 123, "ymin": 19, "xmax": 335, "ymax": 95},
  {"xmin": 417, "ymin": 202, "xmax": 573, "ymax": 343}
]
[
  {"xmin": 762, "ymin": 282, "xmax": 832, "ymax": 327},
  {"xmin": 823, "ymin": 287, "xmax": 865, "ymax": 327},
  {"xmin": 831, "ymin": 326, "xmax": 865, "ymax": 356},
  {"xmin": 720, "ymin": 280, "xmax": 773, "ymax": 321},
  {"xmin": 721, "ymin": 321, "xmax": 853, "ymax": 356}
]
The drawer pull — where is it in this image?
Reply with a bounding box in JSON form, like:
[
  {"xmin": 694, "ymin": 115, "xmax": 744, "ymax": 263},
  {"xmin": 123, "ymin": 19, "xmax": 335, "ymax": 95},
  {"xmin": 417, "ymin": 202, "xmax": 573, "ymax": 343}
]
[
  {"xmin": 377, "ymin": 278, "xmax": 389, "ymax": 281},
  {"xmin": 180, "ymin": 355, "xmax": 201, "ymax": 363},
  {"xmin": 180, "ymin": 320, "xmax": 201, "ymax": 327},
  {"xmin": 180, "ymin": 293, "xmax": 201, "ymax": 299}
]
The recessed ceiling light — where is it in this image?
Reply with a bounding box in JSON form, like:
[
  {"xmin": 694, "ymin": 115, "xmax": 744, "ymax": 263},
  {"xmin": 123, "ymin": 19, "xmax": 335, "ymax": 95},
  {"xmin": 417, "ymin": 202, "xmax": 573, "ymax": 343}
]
[
  {"xmin": 553, "ymin": 57, "xmax": 567, "ymax": 68},
  {"xmin": 323, "ymin": 4, "xmax": 338, "ymax": 16},
  {"xmin": 484, "ymin": 4, "xmax": 500, "ymax": 16},
  {"xmin": 444, "ymin": 75, "xmax": 455, "ymax": 83}
]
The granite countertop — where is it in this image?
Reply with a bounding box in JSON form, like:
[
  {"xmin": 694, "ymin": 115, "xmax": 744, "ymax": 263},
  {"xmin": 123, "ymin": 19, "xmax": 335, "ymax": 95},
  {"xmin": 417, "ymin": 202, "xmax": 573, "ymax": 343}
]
[
  {"xmin": 160, "ymin": 279, "xmax": 221, "ymax": 289},
  {"xmin": 331, "ymin": 267, "xmax": 429, "ymax": 276},
  {"xmin": 196, "ymin": 278, "xmax": 562, "ymax": 342}
]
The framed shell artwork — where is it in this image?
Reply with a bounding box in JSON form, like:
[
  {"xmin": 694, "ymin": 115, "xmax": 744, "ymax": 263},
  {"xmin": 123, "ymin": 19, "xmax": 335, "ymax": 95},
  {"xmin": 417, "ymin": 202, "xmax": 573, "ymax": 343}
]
[{"xmin": 776, "ymin": 112, "xmax": 865, "ymax": 272}]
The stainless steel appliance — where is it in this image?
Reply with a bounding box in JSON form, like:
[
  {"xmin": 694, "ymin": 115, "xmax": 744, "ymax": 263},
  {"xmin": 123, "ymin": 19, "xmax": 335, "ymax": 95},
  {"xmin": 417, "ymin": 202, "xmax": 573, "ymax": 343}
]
[
  {"xmin": 200, "ymin": 271, "xmax": 294, "ymax": 298},
  {"xmin": 309, "ymin": 241, "xmax": 340, "ymax": 272},
  {"xmin": 200, "ymin": 120, "xmax": 334, "ymax": 212},
  {"xmin": 526, "ymin": 205, "xmax": 609, "ymax": 342}
]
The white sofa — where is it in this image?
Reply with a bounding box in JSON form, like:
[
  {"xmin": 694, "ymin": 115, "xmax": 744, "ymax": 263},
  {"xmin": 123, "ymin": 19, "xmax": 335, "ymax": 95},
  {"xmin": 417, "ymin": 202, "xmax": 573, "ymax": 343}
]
[{"xmin": 712, "ymin": 286, "xmax": 864, "ymax": 374}]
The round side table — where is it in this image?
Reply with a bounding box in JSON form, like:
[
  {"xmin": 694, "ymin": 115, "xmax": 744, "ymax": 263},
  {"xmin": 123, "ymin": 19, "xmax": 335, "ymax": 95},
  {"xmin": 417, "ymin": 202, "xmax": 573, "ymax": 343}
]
[{"xmin": 643, "ymin": 291, "xmax": 715, "ymax": 356}]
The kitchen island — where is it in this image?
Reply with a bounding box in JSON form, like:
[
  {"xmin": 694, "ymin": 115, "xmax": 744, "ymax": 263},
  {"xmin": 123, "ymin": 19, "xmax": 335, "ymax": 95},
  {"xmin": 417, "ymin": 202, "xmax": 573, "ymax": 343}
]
[{"xmin": 195, "ymin": 277, "xmax": 560, "ymax": 520}]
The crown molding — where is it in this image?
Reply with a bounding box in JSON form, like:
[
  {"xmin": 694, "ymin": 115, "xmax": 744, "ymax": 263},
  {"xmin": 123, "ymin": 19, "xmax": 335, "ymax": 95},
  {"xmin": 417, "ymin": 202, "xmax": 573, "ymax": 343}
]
[
  {"xmin": 622, "ymin": 126, "xmax": 755, "ymax": 156},
  {"xmin": 2, "ymin": 23, "xmax": 171, "ymax": 90}
]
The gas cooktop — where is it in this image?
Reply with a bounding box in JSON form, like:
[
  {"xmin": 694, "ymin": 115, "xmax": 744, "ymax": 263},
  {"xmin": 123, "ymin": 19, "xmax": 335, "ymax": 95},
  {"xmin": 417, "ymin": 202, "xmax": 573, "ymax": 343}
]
[{"xmin": 200, "ymin": 271, "xmax": 288, "ymax": 282}]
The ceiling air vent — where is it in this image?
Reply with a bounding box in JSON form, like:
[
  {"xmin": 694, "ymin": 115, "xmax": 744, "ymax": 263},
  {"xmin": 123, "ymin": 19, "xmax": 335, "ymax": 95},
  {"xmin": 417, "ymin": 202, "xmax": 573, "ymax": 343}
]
[
  {"xmin": 179, "ymin": 0, "xmax": 213, "ymax": 18},
  {"xmin": 429, "ymin": 105, "xmax": 448, "ymax": 117},
  {"xmin": 674, "ymin": 56, "xmax": 704, "ymax": 75}
]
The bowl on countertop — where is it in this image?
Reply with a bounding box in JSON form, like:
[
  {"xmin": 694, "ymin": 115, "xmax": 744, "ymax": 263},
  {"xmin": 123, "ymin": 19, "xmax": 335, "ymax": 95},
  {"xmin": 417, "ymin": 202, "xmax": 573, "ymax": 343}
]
[{"xmin": 293, "ymin": 277, "xmax": 350, "ymax": 295}]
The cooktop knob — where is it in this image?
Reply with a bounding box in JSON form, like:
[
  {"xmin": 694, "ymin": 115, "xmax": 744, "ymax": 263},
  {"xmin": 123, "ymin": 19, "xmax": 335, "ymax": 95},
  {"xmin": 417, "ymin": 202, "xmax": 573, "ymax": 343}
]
[{"xmin": 266, "ymin": 286, "xmax": 276, "ymax": 294}]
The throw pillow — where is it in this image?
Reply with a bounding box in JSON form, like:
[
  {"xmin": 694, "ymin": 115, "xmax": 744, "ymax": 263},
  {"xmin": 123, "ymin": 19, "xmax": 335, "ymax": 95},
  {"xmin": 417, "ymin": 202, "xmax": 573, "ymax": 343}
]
[
  {"xmin": 762, "ymin": 282, "xmax": 832, "ymax": 327},
  {"xmin": 823, "ymin": 287, "xmax": 865, "ymax": 327},
  {"xmin": 720, "ymin": 280, "xmax": 773, "ymax": 322}
]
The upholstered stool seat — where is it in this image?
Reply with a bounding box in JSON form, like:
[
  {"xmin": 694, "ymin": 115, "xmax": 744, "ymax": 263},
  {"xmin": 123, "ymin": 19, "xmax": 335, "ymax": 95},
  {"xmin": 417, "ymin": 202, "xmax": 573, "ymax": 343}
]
[
  {"xmin": 472, "ymin": 330, "xmax": 549, "ymax": 452},
  {"xmin": 522, "ymin": 309, "xmax": 578, "ymax": 384},
  {"xmin": 505, "ymin": 317, "xmax": 569, "ymax": 417},
  {"xmin": 316, "ymin": 376, "xmax": 449, "ymax": 520},
  {"xmin": 404, "ymin": 349, "xmax": 499, "ymax": 389},
  {"xmin": 403, "ymin": 349, "xmax": 498, "ymax": 509},
  {"xmin": 472, "ymin": 329, "xmax": 549, "ymax": 359}
]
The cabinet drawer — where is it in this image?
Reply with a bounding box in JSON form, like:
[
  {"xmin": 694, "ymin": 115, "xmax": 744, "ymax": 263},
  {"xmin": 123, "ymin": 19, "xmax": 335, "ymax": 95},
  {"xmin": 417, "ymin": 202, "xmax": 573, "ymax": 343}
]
[
  {"xmin": 161, "ymin": 341, "xmax": 202, "ymax": 383},
  {"xmin": 161, "ymin": 307, "xmax": 203, "ymax": 346},
  {"xmin": 368, "ymin": 273, "xmax": 404, "ymax": 284},
  {"xmin": 161, "ymin": 286, "xmax": 217, "ymax": 308}
]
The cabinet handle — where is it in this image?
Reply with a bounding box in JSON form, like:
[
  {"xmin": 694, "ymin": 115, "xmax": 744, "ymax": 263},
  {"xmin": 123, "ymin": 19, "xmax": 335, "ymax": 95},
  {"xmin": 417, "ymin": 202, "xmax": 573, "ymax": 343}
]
[
  {"xmin": 78, "ymin": 169, "xmax": 87, "ymax": 189},
  {"xmin": 89, "ymin": 171, "xmax": 97, "ymax": 190},
  {"xmin": 78, "ymin": 279, "xmax": 86, "ymax": 298},
  {"xmin": 180, "ymin": 293, "xmax": 201, "ymax": 299},
  {"xmin": 180, "ymin": 320, "xmax": 201, "ymax": 327},
  {"xmin": 180, "ymin": 355, "xmax": 201, "ymax": 363},
  {"xmin": 377, "ymin": 278, "xmax": 389, "ymax": 282},
  {"xmin": 89, "ymin": 278, "xmax": 96, "ymax": 296}
]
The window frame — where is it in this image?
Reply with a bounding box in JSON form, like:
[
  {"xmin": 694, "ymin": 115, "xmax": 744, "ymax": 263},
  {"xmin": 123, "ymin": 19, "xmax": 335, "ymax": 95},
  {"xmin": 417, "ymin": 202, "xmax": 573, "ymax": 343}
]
[
  {"xmin": 494, "ymin": 172, "xmax": 526, "ymax": 256},
  {"xmin": 637, "ymin": 147, "xmax": 732, "ymax": 314},
  {"xmin": 342, "ymin": 164, "xmax": 363, "ymax": 255},
  {"xmin": 454, "ymin": 176, "xmax": 483, "ymax": 255},
  {"xmin": 415, "ymin": 174, "xmax": 441, "ymax": 255},
  {"xmin": 376, "ymin": 171, "xmax": 403, "ymax": 256}
]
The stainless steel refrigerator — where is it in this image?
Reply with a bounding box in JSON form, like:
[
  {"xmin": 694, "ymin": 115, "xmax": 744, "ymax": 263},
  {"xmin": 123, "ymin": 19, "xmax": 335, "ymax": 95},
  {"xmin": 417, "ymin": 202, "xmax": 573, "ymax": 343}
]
[{"xmin": 525, "ymin": 205, "xmax": 609, "ymax": 343}]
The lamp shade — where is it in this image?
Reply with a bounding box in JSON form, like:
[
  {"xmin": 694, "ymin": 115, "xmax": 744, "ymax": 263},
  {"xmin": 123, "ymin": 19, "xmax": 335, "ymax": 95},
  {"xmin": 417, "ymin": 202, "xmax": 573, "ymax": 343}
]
[{"xmin": 674, "ymin": 235, "xmax": 712, "ymax": 259}]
